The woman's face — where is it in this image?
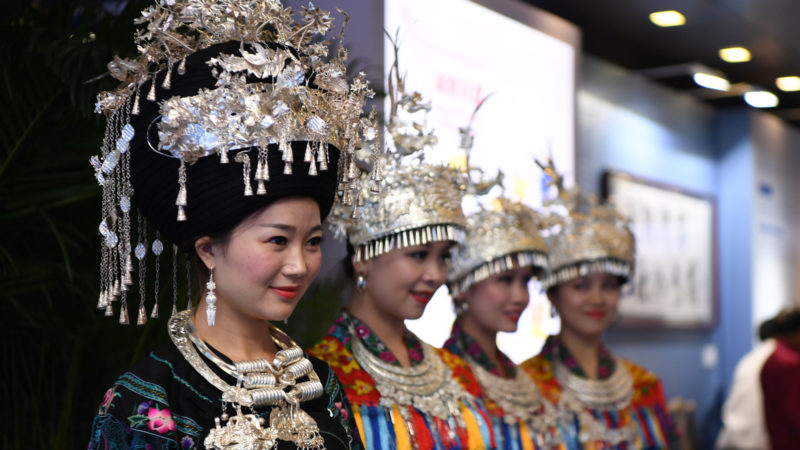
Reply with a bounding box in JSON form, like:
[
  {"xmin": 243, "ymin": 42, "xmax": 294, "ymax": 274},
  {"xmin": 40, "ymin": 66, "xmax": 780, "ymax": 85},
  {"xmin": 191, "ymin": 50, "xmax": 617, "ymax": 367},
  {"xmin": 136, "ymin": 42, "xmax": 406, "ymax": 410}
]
[
  {"xmin": 203, "ymin": 197, "xmax": 323, "ymax": 323},
  {"xmin": 550, "ymin": 272, "xmax": 621, "ymax": 339},
  {"xmin": 461, "ymin": 265, "xmax": 533, "ymax": 333},
  {"xmin": 357, "ymin": 241, "xmax": 453, "ymax": 321}
]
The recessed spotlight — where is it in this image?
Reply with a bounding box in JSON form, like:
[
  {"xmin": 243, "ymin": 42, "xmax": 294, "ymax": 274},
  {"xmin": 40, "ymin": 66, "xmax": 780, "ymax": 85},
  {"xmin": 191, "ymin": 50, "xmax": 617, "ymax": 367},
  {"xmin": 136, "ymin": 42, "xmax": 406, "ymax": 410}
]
[
  {"xmin": 650, "ymin": 10, "xmax": 685, "ymax": 27},
  {"xmin": 744, "ymin": 91, "xmax": 778, "ymax": 108},
  {"xmin": 693, "ymin": 73, "xmax": 730, "ymax": 91},
  {"xmin": 776, "ymin": 76, "xmax": 800, "ymax": 92},
  {"xmin": 719, "ymin": 47, "xmax": 751, "ymax": 63}
]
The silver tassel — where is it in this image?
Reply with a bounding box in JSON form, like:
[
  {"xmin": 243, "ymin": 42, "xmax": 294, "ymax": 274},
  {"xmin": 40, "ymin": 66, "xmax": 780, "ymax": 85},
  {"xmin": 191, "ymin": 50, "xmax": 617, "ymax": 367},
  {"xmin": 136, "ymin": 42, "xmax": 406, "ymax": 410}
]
[
  {"xmin": 255, "ymin": 158, "xmax": 264, "ymax": 181},
  {"xmin": 162, "ymin": 63, "xmax": 172, "ymax": 89},
  {"xmin": 147, "ymin": 78, "xmax": 157, "ymax": 101},
  {"xmin": 132, "ymin": 90, "xmax": 141, "ymax": 115},
  {"xmin": 119, "ymin": 301, "xmax": 129, "ymax": 325},
  {"xmin": 176, "ymin": 161, "xmax": 188, "ymax": 221},
  {"xmin": 318, "ymin": 143, "xmax": 328, "ymax": 171},
  {"xmin": 177, "ymin": 57, "xmax": 187, "ymax": 76},
  {"xmin": 137, "ymin": 303, "xmax": 147, "ymax": 325},
  {"xmin": 234, "ymin": 152, "xmax": 253, "ymax": 196}
]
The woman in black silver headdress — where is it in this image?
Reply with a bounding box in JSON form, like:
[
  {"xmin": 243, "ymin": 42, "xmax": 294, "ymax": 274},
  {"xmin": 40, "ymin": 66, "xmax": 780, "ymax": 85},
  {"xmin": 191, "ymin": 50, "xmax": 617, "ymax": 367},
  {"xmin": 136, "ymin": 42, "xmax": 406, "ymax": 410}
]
[{"xmin": 86, "ymin": 1, "xmax": 377, "ymax": 448}]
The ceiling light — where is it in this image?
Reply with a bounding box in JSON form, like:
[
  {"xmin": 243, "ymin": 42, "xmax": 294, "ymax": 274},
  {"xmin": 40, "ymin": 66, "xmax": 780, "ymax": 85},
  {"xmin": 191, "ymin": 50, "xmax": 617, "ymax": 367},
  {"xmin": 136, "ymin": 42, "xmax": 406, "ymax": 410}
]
[
  {"xmin": 649, "ymin": 11, "xmax": 685, "ymax": 27},
  {"xmin": 776, "ymin": 76, "xmax": 800, "ymax": 92},
  {"xmin": 744, "ymin": 91, "xmax": 778, "ymax": 108},
  {"xmin": 719, "ymin": 47, "xmax": 751, "ymax": 63},
  {"xmin": 693, "ymin": 73, "xmax": 730, "ymax": 91}
]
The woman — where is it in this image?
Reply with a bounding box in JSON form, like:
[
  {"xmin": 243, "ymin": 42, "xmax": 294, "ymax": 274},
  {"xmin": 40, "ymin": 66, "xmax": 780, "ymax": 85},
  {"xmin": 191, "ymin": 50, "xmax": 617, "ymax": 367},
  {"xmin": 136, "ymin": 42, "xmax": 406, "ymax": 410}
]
[
  {"xmin": 520, "ymin": 162, "xmax": 677, "ymax": 449},
  {"xmin": 87, "ymin": 1, "xmax": 376, "ymax": 448},
  {"xmin": 444, "ymin": 197, "xmax": 559, "ymax": 448},
  {"xmin": 307, "ymin": 53, "xmax": 496, "ymax": 449}
]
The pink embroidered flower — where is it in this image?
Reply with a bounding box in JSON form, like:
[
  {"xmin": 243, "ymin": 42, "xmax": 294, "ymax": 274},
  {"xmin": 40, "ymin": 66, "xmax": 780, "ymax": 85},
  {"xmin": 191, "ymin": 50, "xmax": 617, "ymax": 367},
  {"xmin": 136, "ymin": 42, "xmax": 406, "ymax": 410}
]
[
  {"xmin": 101, "ymin": 389, "xmax": 114, "ymax": 409},
  {"xmin": 356, "ymin": 325, "xmax": 370, "ymax": 338},
  {"xmin": 597, "ymin": 365, "xmax": 611, "ymax": 379},
  {"xmin": 379, "ymin": 351, "xmax": 396, "ymax": 363},
  {"xmin": 467, "ymin": 342, "xmax": 482, "ymax": 357},
  {"xmin": 408, "ymin": 348, "xmax": 421, "ymax": 361},
  {"xmin": 147, "ymin": 408, "xmax": 176, "ymax": 434},
  {"xmin": 334, "ymin": 402, "xmax": 349, "ymax": 421}
]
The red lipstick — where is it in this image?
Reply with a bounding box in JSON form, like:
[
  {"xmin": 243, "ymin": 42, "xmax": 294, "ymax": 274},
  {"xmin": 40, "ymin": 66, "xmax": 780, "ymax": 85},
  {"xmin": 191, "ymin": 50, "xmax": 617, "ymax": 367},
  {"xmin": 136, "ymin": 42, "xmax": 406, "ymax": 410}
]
[
  {"xmin": 410, "ymin": 290, "xmax": 434, "ymax": 305},
  {"xmin": 585, "ymin": 310, "xmax": 606, "ymax": 320},
  {"xmin": 271, "ymin": 285, "xmax": 300, "ymax": 300}
]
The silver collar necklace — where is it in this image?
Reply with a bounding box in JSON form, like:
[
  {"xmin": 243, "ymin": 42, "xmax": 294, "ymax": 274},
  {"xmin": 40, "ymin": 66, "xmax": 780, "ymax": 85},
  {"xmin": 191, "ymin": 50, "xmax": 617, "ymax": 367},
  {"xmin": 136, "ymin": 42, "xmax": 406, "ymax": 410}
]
[{"xmin": 169, "ymin": 310, "xmax": 325, "ymax": 449}]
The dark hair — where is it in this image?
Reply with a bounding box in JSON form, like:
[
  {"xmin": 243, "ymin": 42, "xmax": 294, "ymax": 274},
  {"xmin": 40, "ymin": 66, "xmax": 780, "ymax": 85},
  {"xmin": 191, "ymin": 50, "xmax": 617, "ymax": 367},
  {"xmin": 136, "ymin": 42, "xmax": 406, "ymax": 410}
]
[
  {"xmin": 773, "ymin": 307, "xmax": 800, "ymax": 337},
  {"xmin": 758, "ymin": 318, "xmax": 779, "ymax": 341},
  {"xmin": 342, "ymin": 241, "xmax": 356, "ymax": 280}
]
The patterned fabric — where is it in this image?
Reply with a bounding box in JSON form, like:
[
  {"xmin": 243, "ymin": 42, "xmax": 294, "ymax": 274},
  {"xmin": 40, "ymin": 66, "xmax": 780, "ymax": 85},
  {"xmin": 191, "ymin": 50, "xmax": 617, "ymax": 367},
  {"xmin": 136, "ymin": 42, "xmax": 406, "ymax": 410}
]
[
  {"xmin": 308, "ymin": 310, "xmax": 495, "ymax": 449},
  {"xmin": 444, "ymin": 324, "xmax": 556, "ymax": 450},
  {"xmin": 541, "ymin": 334, "xmax": 616, "ymax": 380},
  {"xmin": 88, "ymin": 340, "xmax": 362, "ymax": 450},
  {"xmin": 520, "ymin": 335, "xmax": 679, "ymax": 449},
  {"xmin": 326, "ymin": 310, "xmax": 424, "ymax": 366},
  {"xmin": 443, "ymin": 322, "xmax": 518, "ymax": 378}
]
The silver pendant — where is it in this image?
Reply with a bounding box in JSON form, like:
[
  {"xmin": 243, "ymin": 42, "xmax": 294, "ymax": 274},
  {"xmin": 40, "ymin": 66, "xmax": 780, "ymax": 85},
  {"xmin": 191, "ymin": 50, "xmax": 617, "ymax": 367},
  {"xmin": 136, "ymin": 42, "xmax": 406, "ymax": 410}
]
[{"xmin": 204, "ymin": 408, "xmax": 277, "ymax": 449}]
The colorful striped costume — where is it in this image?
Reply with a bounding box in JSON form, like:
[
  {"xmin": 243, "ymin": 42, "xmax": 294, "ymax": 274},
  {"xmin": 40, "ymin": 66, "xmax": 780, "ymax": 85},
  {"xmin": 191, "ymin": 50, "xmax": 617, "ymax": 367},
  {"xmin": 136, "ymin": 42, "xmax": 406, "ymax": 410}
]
[
  {"xmin": 443, "ymin": 324, "xmax": 560, "ymax": 449},
  {"xmin": 520, "ymin": 336, "xmax": 678, "ymax": 450},
  {"xmin": 308, "ymin": 312, "xmax": 497, "ymax": 449}
]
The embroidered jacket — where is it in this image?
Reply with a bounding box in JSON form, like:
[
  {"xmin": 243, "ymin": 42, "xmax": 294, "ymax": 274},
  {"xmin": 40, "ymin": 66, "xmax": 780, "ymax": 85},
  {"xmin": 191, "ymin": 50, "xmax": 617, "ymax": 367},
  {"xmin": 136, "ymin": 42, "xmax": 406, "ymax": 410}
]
[
  {"xmin": 520, "ymin": 335, "xmax": 678, "ymax": 450},
  {"xmin": 307, "ymin": 311, "xmax": 497, "ymax": 449},
  {"xmin": 443, "ymin": 324, "xmax": 558, "ymax": 450},
  {"xmin": 88, "ymin": 340, "xmax": 361, "ymax": 449}
]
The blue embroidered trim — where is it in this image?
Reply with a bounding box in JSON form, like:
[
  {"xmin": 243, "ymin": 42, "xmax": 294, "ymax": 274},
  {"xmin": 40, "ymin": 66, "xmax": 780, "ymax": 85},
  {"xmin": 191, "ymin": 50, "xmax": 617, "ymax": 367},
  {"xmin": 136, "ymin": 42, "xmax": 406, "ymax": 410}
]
[
  {"xmin": 324, "ymin": 365, "xmax": 340, "ymax": 417},
  {"xmin": 174, "ymin": 414, "xmax": 203, "ymax": 437},
  {"xmin": 116, "ymin": 373, "xmax": 169, "ymax": 405},
  {"xmin": 149, "ymin": 352, "xmax": 214, "ymax": 404},
  {"xmin": 329, "ymin": 320, "xmax": 351, "ymax": 347}
]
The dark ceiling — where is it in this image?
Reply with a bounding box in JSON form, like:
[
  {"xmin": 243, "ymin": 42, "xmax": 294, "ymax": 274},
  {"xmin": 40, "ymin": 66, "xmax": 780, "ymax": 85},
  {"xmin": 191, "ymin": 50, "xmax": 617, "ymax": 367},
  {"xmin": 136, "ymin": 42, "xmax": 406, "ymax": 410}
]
[{"xmin": 524, "ymin": 0, "xmax": 800, "ymax": 126}]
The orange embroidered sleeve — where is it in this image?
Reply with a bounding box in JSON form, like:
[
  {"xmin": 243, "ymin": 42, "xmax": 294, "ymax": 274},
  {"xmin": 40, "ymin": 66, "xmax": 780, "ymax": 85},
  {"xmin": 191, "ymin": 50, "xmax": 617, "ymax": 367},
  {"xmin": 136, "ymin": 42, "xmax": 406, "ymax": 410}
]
[{"xmin": 307, "ymin": 337, "xmax": 381, "ymax": 406}]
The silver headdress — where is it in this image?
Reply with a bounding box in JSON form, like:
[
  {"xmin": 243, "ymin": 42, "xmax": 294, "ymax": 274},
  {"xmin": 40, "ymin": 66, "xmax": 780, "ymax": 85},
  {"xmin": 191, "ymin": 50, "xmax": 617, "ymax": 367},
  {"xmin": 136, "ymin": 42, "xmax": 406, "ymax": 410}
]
[
  {"xmin": 537, "ymin": 159, "xmax": 634, "ymax": 289},
  {"xmin": 327, "ymin": 35, "xmax": 467, "ymax": 262},
  {"xmin": 447, "ymin": 102, "xmax": 548, "ymax": 297},
  {"xmin": 91, "ymin": 0, "xmax": 377, "ymax": 324},
  {"xmin": 448, "ymin": 197, "xmax": 549, "ymax": 297}
]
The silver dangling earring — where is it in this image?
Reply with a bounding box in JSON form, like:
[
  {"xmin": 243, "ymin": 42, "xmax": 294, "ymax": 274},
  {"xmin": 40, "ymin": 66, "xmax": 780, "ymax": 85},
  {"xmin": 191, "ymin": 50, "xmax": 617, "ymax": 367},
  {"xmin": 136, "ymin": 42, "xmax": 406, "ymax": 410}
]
[
  {"xmin": 205, "ymin": 268, "xmax": 217, "ymax": 326},
  {"xmin": 455, "ymin": 301, "xmax": 469, "ymax": 315},
  {"xmin": 550, "ymin": 303, "xmax": 558, "ymax": 318},
  {"xmin": 356, "ymin": 272, "xmax": 368, "ymax": 293}
]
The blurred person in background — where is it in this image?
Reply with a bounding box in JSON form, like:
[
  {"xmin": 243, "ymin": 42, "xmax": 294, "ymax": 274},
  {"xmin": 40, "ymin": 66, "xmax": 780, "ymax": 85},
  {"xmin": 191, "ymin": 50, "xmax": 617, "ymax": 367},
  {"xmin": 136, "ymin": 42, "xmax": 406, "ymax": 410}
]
[
  {"xmin": 445, "ymin": 196, "xmax": 559, "ymax": 448},
  {"xmin": 760, "ymin": 307, "xmax": 800, "ymax": 450},
  {"xmin": 716, "ymin": 317, "xmax": 779, "ymax": 449},
  {"xmin": 520, "ymin": 161, "xmax": 678, "ymax": 449}
]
